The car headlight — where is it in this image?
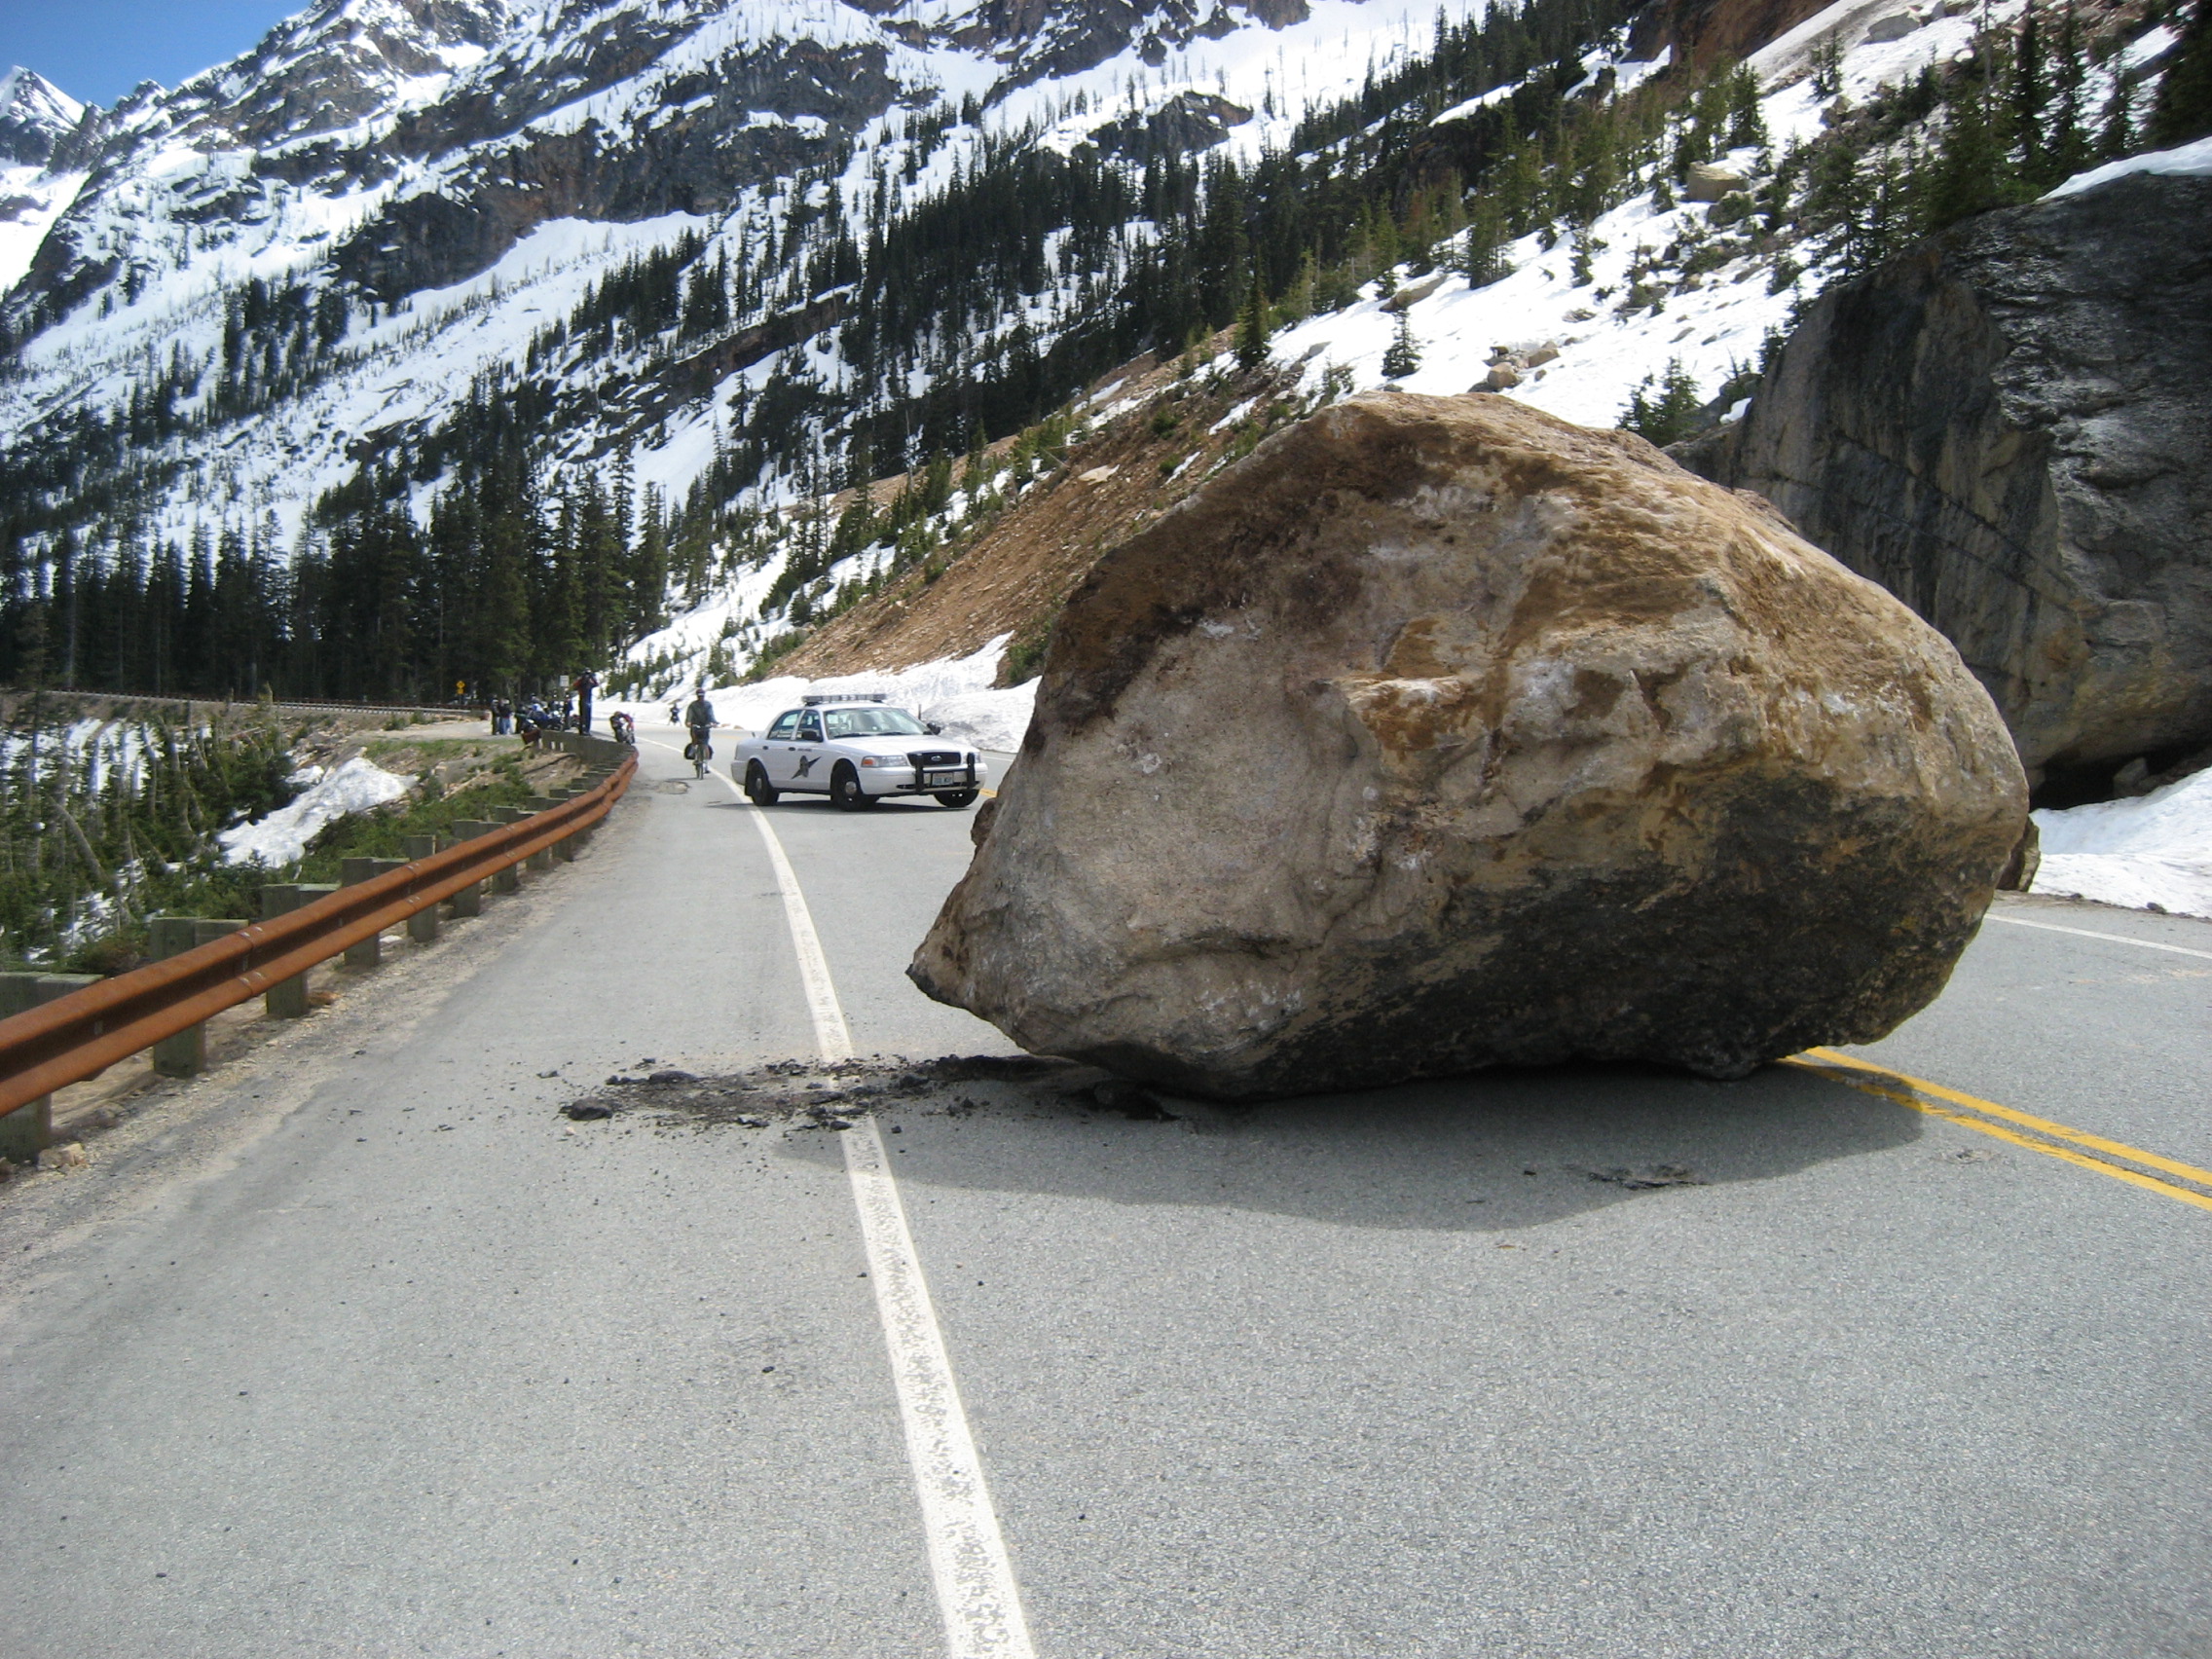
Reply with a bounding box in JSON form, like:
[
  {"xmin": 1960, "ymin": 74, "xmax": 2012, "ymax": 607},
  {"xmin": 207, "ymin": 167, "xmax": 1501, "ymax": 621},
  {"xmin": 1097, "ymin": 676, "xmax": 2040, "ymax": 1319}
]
[{"xmin": 859, "ymin": 756, "xmax": 908, "ymax": 768}]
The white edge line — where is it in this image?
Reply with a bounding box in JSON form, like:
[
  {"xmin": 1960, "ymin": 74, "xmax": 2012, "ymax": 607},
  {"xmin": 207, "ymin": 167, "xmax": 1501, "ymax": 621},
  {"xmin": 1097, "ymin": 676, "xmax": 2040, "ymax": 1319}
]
[
  {"xmin": 1985, "ymin": 911, "xmax": 2212, "ymax": 963},
  {"xmin": 747, "ymin": 804, "xmax": 856, "ymax": 1062},
  {"xmin": 695, "ymin": 751, "xmax": 1037, "ymax": 1659},
  {"xmin": 845, "ymin": 1114, "xmax": 1039, "ymax": 1659}
]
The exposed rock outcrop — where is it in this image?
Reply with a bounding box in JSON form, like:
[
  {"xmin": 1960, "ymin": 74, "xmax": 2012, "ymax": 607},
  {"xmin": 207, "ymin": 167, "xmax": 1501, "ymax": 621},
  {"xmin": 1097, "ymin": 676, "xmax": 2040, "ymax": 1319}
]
[
  {"xmin": 0, "ymin": 68, "xmax": 83, "ymax": 168},
  {"xmin": 911, "ymin": 392, "xmax": 2027, "ymax": 1101},
  {"xmin": 1683, "ymin": 170, "xmax": 2212, "ymax": 789},
  {"xmin": 1628, "ymin": 0, "xmax": 1834, "ymax": 69}
]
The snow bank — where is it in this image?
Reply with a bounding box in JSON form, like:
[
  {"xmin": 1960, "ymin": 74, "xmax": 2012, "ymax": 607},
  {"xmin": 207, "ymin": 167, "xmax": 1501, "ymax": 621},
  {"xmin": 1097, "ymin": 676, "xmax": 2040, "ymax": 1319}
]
[
  {"xmin": 922, "ymin": 682, "xmax": 1040, "ymax": 753},
  {"xmin": 608, "ymin": 636, "xmax": 1038, "ymax": 752},
  {"xmin": 2045, "ymin": 134, "xmax": 2212, "ymax": 200},
  {"xmin": 218, "ymin": 756, "xmax": 412, "ymax": 866},
  {"xmin": 2029, "ymin": 767, "xmax": 2212, "ymax": 918}
]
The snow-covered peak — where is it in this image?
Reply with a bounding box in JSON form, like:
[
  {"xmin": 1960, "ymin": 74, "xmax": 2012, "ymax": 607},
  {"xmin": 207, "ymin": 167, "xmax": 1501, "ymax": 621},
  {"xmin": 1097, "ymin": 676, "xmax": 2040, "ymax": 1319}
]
[
  {"xmin": 154, "ymin": 0, "xmax": 518, "ymax": 148},
  {"xmin": 0, "ymin": 67, "xmax": 87, "ymax": 166}
]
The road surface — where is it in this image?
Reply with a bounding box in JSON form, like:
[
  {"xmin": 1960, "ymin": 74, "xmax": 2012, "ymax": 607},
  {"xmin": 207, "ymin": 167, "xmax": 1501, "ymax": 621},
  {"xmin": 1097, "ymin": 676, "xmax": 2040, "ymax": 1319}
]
[{"xmin": 1, "ymin": 733, "xmax": 2206, "ymax": 1657}]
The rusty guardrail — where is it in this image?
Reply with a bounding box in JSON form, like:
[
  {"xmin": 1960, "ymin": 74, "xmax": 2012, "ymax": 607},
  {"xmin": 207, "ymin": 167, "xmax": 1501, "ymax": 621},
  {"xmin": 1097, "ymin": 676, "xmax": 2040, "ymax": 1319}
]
[{"xmin": 0, "ymin": 755, "xmax": 637, "ymax": 1118}]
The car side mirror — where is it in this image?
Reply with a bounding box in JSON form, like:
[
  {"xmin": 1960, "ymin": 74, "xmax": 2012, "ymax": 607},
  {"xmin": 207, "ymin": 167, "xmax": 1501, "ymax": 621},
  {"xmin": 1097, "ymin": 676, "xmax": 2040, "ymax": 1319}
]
[{"xmin": 925, "ymin": 722, "xmax": 942, "ymax": 735}]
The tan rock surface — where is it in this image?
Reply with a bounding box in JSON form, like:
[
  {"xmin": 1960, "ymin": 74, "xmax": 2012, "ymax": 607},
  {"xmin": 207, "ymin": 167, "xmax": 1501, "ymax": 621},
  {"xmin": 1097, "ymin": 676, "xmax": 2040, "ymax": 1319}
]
[{"xmin": 911, "ymin": 391, "xmax": 2028, "ymax": 1099}]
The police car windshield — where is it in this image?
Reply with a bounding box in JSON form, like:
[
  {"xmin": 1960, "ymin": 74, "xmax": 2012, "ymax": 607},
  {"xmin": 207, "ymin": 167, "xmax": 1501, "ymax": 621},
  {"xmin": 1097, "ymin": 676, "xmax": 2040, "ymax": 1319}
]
[{"xmin": 822, "ymin": 707, "xmax": 927, "ymax": 739}]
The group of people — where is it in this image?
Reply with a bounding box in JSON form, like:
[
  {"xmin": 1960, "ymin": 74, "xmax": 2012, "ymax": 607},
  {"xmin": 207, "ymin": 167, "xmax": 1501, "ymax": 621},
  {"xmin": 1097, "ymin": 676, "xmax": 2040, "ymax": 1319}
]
[
  {"xmin": 486, "ymin": 672, "xmax": 707, "ymax": 759},
  {"xmin": 489, "ymin": 669, "xmax": 604, "ymax": 737}
]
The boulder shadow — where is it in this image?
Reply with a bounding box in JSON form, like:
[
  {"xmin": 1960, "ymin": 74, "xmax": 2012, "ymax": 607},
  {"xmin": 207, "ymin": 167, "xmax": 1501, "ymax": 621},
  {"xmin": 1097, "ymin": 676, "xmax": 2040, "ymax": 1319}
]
[{"xmin": 800, "ymin": 1059, "xmax": 1925, "ymax": 1234}]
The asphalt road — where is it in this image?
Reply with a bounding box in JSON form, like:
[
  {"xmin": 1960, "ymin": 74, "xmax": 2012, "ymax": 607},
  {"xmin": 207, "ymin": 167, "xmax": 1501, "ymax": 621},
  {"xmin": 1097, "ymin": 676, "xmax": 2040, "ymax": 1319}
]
[{"xmin": 1, "ymin": 733, "xmax": 2206, "ymax": 1658}]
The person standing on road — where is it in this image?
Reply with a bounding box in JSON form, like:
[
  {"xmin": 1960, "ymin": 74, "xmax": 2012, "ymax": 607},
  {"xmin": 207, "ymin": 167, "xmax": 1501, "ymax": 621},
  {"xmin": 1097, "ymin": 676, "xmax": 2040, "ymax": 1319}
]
[{"xmin": 573, "ymin": 669, "xmax": 600, "ymax": 733}]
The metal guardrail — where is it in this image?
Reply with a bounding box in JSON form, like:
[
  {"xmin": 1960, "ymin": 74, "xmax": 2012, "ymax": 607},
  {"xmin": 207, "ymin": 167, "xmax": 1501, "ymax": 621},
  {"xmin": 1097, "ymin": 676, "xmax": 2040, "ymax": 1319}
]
[
  {"xmin": 1, "ymin": 688, "xmax": 486, "ymax": 721},
  {"xmin": 0, "ymin": 755, "xmax": 637, "ymax": 1120}
]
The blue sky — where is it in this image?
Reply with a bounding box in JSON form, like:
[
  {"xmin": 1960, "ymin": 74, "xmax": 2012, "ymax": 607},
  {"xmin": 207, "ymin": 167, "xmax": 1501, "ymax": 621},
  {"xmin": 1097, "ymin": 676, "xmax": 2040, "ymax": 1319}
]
[{"xmin": 1, "ymin": 2, "xmax": 300, "ymax": 107}]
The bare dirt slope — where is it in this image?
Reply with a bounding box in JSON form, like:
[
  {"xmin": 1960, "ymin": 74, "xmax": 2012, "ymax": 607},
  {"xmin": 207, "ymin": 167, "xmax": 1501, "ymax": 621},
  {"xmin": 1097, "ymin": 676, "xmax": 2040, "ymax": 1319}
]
[{"xmin": 777, "ymin": 336, "xmax": 1317, "ymax": 683}]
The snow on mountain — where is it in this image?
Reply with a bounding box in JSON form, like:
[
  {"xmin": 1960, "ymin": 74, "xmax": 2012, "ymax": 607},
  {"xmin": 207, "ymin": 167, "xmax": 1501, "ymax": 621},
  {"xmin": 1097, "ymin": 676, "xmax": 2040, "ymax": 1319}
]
[
  {"xmin": 1272, "ymin": 0, "xmax": 2043, "ymax": 426},
  {"xmin": 1, "ymin": 0, "xmax": 2193, "ymax": 726},
  {"xmin": 0, "ymin": 67, "xmax": 92, "ymax": 289},
  {"xmin": 2046, "ymin": 130, "xmax": 2212, "ymax": 198},
  {"xmin": 0, "ymin": 0, "xmax": 1457, "ymax": 557},
  {"xmin": 622, "ymin": 0, "xmax": 2064, "ymax": 699},
  {"xmin": 0, "ymin": 67, "xmax": 85, "ymax": 166}
]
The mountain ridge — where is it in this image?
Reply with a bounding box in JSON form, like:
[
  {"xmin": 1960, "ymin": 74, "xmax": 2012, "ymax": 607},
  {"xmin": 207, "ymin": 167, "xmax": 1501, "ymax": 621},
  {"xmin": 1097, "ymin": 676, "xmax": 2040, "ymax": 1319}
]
[{"xmin": 0, "ymin": 0, "xmax": 2198, "ymax": 720}]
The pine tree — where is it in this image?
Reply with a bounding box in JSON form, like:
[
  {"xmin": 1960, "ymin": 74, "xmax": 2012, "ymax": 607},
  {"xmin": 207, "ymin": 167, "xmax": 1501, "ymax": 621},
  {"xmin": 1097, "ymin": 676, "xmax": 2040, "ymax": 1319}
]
[
  {"xmin": 1235, "ymin": 270, "xmax": 1272, "ymax": 371},
  {"xmin": 1619, "ymin": 360, "xmax": 1704, "ymax": 445},
  {"xmin": 2100, "ymin": 64, "xmax": 2138, "ymax": 157},
  {"xmin": 2010, "ymin": 6, "xmax": 2050, "ymax": 179},
  {"xmin": 2152, "ymin": 0, "xmax": 2212, "ymax": 146},
  {"xmin": 2046, "ymin": 2, "xmax": 2092, "ymax": 183},
  {"xmin": 1925, "ymin": 92, "xmax": 2010, "ymax": 228},
  {"xmin": 1462, "ymin": 199, "xmax": 1508, "ymax": 285},
  {"xmin": 1725, "ymin": 65, "xmax": 1768, "ymax": 150},
  {"xmin": 1381, "ymin": 311, "xmax": 1421, "ymax": 379}
]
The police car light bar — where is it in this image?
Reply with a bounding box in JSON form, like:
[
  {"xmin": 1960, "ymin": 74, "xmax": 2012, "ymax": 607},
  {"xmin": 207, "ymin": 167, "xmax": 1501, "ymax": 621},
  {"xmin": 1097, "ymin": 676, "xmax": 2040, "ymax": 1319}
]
[{"xmin": 799, "ymin": 691, "xmax": 889, "ymax": 705}]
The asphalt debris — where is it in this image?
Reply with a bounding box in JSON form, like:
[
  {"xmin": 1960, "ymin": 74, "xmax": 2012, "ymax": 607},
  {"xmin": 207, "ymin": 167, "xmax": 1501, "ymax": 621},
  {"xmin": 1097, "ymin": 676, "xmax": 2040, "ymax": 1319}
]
[
  {"xmin": 1088, "ymin": 1078, "xmax": 1179, "ymax": 1121},
  {"xmin": 1588, "ymin": 1164, "xmax": 1707, "ymax": 1189},
  {"xmin": 552, "ymin": 1052, "xmax": 1090, "ymax": 1131}
]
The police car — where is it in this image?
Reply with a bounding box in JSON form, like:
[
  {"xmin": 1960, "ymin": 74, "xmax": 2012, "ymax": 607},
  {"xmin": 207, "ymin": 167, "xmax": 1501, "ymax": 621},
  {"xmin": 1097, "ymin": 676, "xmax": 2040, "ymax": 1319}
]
[{"xmin": 733, "ymin": 693, "xmax": 986, "ymax": 811}]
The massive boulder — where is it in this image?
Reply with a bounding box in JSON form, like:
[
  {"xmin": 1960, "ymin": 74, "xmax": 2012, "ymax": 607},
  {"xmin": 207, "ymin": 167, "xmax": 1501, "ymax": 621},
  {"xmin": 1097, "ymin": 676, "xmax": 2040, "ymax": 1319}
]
[
  {"xmin": 1680, "ymin": 169, "xmax": 2212, "ymax": 792},
  {"xmin": 909, "ymin": 392, "xmax": 2028, "ymax": 1101}
]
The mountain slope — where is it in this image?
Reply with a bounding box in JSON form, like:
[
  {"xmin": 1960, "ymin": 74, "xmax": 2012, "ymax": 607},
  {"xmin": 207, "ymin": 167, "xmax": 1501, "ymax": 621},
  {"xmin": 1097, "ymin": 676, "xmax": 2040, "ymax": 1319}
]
[{"xmin": 0, "ymin": 0, "xmax": 2194, "ymax": 714}]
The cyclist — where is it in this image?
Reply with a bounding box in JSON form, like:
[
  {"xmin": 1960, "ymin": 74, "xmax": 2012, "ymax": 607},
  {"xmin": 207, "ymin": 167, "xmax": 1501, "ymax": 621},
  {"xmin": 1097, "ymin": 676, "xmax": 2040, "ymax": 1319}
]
[{"xmin": 683, "ymin": 687, "xmax": 717, "ymax": 778}]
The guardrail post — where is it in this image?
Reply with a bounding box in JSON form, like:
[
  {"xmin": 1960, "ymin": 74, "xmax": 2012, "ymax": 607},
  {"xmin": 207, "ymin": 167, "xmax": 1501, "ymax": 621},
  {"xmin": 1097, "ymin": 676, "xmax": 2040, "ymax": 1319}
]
[
  {"xmin": 487, "ymin": 808, "xmax": 527, "ymax": 889},
  {"xmin": 552, "ymin": 787, "xmax": 590, "ymax": 860},
  {"xmin": 523, "ymin": 799, "xmax": 560, "ymax": 868},
  {"xmin": 259, "ymin": 884, "xmax": 339, "ymax": 1017},
  {"xmin": 149, "ymin": 917, "xmax": 244, "ymax": 1077},
  {"xmin": 340, "ymin": 859, "xmax": 407, "ymax": 966},
  {"xmin": 0, "ymin": 973, "xmax": 100, "ymax": 1163},
  {"xmin": 447, "ymin": 823, "xmax": 493, "ymax": 914},
  {"xmin": 403, "ymin": 835, "xmax": 442, "ymax": 941}
]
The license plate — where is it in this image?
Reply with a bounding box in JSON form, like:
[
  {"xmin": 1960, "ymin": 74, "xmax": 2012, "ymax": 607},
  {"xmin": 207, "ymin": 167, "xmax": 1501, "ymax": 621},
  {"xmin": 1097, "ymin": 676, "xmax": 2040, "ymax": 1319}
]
[{"xmin": 924, "ymin": 770, "xmax": 964, "ymax": 788}]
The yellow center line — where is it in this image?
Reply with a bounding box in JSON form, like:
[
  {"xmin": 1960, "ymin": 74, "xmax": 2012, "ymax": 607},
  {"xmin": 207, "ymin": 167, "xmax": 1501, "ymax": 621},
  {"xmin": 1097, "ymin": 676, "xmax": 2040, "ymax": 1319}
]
[
  {"xmin": 1785, "ymin": 1051, "xmax": 2212, "ymax": 1214},
  {"xmin": 1801, "ymin": 1048, "xmax": 2212, "ymax": 1187}
]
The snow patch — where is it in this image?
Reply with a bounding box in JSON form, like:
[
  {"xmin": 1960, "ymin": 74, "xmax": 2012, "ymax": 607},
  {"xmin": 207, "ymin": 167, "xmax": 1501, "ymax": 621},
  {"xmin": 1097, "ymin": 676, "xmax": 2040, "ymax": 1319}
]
[
  {"xmin": 2044, "ymin": 134, "xmax": 2212, "ymax": 202},
  {"xmin": 2030, "ymin": 767, "xmax": 2212, "ymax": 919},
  {"xmin": 218, "ymin": 756, "xmax": 412, "ymax": 866}
]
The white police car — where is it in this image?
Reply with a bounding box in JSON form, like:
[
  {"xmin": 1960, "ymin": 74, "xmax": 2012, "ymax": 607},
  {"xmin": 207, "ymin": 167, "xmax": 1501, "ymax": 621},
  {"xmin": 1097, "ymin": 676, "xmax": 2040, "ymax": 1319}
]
[{"xmin": 733, "ymin": 694, "xmax": 987, "ymax": 811}]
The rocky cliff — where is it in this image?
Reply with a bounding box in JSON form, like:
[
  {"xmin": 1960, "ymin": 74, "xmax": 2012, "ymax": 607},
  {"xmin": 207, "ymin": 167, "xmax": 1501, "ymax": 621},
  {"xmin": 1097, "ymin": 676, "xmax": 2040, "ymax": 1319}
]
[
  {"xmin": 1683, "ymin": 167, "xmax": 2212, "ymax": 793},
  {"xmin": 0, "ymin": 69, "xmax": 84, "ymax": 168}
]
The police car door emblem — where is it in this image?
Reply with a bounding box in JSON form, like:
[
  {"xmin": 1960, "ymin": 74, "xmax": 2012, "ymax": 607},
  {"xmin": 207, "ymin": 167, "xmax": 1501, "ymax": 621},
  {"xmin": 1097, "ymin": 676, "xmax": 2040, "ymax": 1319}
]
[{"xmin": 793, "ymin": 754, "xmax": 818, "ymax": 778}]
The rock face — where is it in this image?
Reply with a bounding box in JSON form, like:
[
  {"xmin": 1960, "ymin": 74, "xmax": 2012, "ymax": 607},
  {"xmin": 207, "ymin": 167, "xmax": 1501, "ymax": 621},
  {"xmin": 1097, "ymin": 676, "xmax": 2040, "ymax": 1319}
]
[
  {"xmin": 1684, "ymin": 171, "xmax": 2212, "ymax": 789},
  {"xmin": 1628, "ymin": 0, "xmax": 1834, "ymax": 68},
  {"xmin": 0, "ymin": 68, "xmax": 84, "ymax": 168},
  {"xmin": 910, "ymin": 392, "xmax": 2027, "ymax": 1101}
]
